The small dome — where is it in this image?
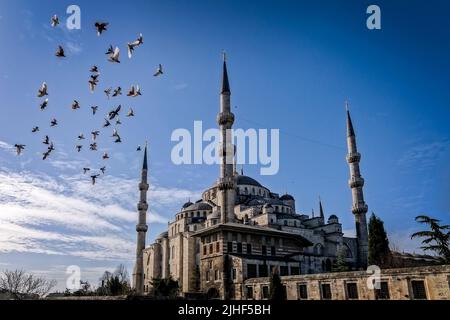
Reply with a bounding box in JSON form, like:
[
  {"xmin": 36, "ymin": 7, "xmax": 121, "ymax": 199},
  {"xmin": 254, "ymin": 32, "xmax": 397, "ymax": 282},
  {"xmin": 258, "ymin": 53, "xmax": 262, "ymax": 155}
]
[
  {"xmin": 280, "ymin": 194, "xmax": 294, "ymax": 201},
  {"xmin": 182, "ymin": 201, "xmax": 193, "ymax": 209},
  {"xmin": 328, "ymin": 214, "xmax": 339, "ymax": 223}
]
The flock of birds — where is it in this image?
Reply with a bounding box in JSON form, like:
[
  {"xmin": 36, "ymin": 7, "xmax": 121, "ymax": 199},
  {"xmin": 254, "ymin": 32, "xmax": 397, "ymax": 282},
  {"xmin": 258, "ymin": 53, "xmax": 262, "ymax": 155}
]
[{"xmin": 14, "ymin": 16, "xmax": 164, "ymax": 185}]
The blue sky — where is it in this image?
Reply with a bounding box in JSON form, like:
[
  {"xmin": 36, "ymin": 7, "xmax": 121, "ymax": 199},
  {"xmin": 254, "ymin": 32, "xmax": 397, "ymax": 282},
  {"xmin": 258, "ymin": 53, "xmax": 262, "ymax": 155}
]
[{"xmin": 0, "ymin": 0, "xmax": 449, "ymax": 290}]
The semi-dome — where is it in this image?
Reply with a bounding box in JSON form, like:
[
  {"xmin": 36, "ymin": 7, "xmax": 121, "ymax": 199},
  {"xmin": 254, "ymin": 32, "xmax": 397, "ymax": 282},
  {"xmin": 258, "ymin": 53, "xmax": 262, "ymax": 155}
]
[
  {"xmin": 236, "ymin": 175, "xmax": 263, "ymax": 187},
  {"xmin": 280, "ymin": 194, "xmax": 295, "ymax": 201},
  {"xmin": 185, "ymin": 201, "xmax": 212, "ymax": 211}
]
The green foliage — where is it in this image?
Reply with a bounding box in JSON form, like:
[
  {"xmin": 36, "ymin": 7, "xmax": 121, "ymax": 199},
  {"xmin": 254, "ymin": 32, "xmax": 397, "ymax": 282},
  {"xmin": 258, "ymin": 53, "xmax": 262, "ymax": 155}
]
[
  {"xmin": 269, "ymin": 269, "xmax": 286, "ymax": 301},
  {"xmin": 368, "ymin": 213, "xmax": 391, "ymax": 268},
  {"xmin": 151, "ymin": 276, "xmax": 179, "ymax": 299},
  {"xmin": 332, "ymin": 248, "xmax": 350, "ymax": 272},
  {"xmin": 411, "ymin": 215, "xmax": 450, "ymax": 263}
]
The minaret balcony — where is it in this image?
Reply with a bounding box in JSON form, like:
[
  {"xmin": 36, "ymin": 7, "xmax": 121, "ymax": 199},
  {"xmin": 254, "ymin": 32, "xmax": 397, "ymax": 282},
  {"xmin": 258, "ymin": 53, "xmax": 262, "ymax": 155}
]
[
  {"xmin": 136, "ymin": 224, "xmax": 148, "ymax": 232},
  {"xmin": 138, "ymin": 202, "xmax": 148, "ymax": 211},
  {"xmin": 139, "ymin": 182, "xmax": 149, "ymax": 191},
  {"xmin": 218, "ymin": 177, "xmax": 235, "ymax": 190},
  {"xmin": 352, "ymin": 204, "xmax": 368, "ymax": 215},
  {"xmin": 346, "ymin": 152, "xmax": 361, "ymax": 163},
  {"xmin": 216, "ymin": 112, "xmax": 235, "ymax": 126},
  {"xmin": 348, "ymin": 176, "xmax": 364, "ymax": 188}
]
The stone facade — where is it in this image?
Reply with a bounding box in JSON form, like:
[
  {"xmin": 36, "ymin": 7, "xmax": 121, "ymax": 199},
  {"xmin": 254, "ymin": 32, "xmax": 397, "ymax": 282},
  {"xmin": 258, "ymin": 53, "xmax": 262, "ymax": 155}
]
[{"xmin": 244, "ymin": 265, "xmax": 450, "ymax": 300}]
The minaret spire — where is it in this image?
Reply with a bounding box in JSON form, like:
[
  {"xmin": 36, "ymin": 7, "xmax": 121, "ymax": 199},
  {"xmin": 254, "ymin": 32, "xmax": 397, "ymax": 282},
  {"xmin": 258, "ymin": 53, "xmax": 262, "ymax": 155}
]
[
  {"xmin": 319, "ymin": 197, "xmax": 324, "ymax": 220},
  {"xmin": 345, "ymin": 104, "xmax": 368, "ymax": 268},
  {"xmin": 133, "ymin": 143, "xmax": 149, "ymax": 295},
  {"xmin": 217, "ymin": 52, "xmax": 236, "ymax": 224}
]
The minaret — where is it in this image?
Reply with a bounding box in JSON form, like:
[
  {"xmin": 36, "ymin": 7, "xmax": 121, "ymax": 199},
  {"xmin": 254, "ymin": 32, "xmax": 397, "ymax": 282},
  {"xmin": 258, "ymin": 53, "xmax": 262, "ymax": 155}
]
[
  {"xmin": 345, "ymin": 104, "xmax": 369, "ymax": 268},
  {"xmin": 217, "ymin": 52, "xmax": 236, "ymax": 223},
  {"xmin": 133, "ymin": 143, "xmax": 149, "ymax": 295}
]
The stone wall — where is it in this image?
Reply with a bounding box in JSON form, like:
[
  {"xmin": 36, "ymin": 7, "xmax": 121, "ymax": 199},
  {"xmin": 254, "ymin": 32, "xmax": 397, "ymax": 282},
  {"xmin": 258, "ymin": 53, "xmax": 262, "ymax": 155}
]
[{"xmin": 243, "ymin": 265, "xmax": 450, "ymax": 300}]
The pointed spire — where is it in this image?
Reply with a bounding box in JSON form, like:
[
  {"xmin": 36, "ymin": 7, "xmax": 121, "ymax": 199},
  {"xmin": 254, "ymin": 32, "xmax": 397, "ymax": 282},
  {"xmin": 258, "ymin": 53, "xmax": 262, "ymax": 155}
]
[
  {"xmin": 240, "ymin": 165, "xmax": 244, "ymax": 176},
  {"xmin": 221, "ymin": 51, "xmax": 230, "ymax": 94},
  {"xmin": 346, "ymin": 101, "xmax": 355, "ymax": 137},
  {"xmin": 319, "ymin": 197, "xmax": 324, "ymax": 219},
  {"xmin": 312, "ymin": 208, "xmax": 315, "ymax": 218},
  {"xmin": 142, "ymin": 142, "xmax": 148, "ymax": 170}
]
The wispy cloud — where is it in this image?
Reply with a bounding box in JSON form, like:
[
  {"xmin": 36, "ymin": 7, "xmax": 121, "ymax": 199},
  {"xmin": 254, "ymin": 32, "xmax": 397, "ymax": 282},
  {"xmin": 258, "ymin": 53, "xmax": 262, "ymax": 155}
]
[{"xmin": 398, "ymin": 139, "xmax": 450, "ymax": 170}]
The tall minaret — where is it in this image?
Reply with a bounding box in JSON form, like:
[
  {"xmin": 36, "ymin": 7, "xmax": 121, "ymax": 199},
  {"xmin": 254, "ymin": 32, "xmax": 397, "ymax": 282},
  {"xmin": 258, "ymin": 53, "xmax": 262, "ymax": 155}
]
[
  {"xmin": 345, "ymin": 104, "xmax": 368, "ymax": 268},
  {"xmin": 133, "ymin": 143, "xmax": 149, "ymax": 295},
  {"xmin": 217, "ymin": 52, "xmax": 236, "ymax": 224}
]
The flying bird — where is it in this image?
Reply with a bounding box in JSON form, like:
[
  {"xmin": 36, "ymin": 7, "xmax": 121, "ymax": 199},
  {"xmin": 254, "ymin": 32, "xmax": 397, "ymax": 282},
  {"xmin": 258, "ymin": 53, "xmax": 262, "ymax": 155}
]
[
  {"xmin": 112, "ymin": 128, "xmax": 119, "ymax": 137},
  {"xmin": 47, "ymin": 142, "xmax": 55, "ymax": 152},
  {"xmin": 14, "ymin": 144, "xmax": 25, "ymax": 155},
  {"xmin": 90, "ymin": 65, "xmax": 99, "ymax": 73},
  {"xmin": 91, "ymin": 131, "xmax": 100, "ymax": 141},
  {"xmin": 78, "ymin": 133, "xmax": 85, "ymax": 140},
  {"xmin": 95, "ymin": 22, "xmax": 108, "ymax": 36},
  {"xmin": 126, "ymin": 108, "xmax": 134, "ymax": 117},
  {"xmin": 40, "ymin": 98, "xmax": 49, "ymax": 111},
  {"xmin": 112, "ymin": 87, "xmax": 122, "ymax": 97},
  {"xmin": 108, "ymin": 46, "xmax": 120, "ymax": 63},
  {"xmin": 105, "ymin": 45, "xmax": 114, "ymax": 55},
  {"xmin": 76, "ymin": 145, "xmax": 82, "ymax": 152},
  {"xmin": 103, "ymin": 118, "xmax": 111, "ymax": 128},
  {"xmin": 91, "ymin": 106, "xmax": 98, "ymax": 115},
  {"xmin": 51, "ymin": 15, "xmax": 59, "ymax": 28},
  {"xmin": 91, "ymin": 174, "xmax": 100, "ymax": 185},
  {"xmin": 114, "ymin": 135, "xmax": 122, "ymax": 143},
  {"xmin": 32, "ymin": 126, "xmax": 39, "ymax": 133},
  {"xmin": 104, "ymin": 87, "xmax": 112, "ymax": 99},
  {"xmin": 55, "ymin": 45, "xmax": 65, "ymax": 58},
  {"xmin": 115, "ymin": 117, "xmax": 121, "ymax": 125},
  {"xmin": 102, "ymin": 152, "xmax": 109, "ymax": 160},
  {"xmin": 83, "ymin": 168, "xmax": 90, "ymax": 174},
  {"xmin": 71, "ymin": 100, "xmax": 80, "ymax": 110},
  {"xmin": 136, "ymin": 146, "xmax": 141, "ymax": 151},
  {"xmin": 42, "ymin": 150, "xmax": 51, "ymax": 160},
  {"xmin": 100, "ymin": 166, "xmax": 106, "ymax": 174},
  {"xmin": 43, "ymin": 135, "xmax": 50, "ymax": 145},
  {"xmin": 37, "ymin": 82, "xmax": 48, "ymax": 97},
  {"xmin": 127, "ymin": 33, "xmax": 143, "ymax": 58},
  {"xmin": 89, "ymin": 75, "xmax": 99, "ymax": 93},
  {"xmin": 89, "ymin": 142, "xmax": 97, "ymax": 151},
  {"xmin": 153, "ymin": 64, "xmax": 163, "ymax": 77},
  {"xmin": 127, "ymin": 85, "xmax": 141, "ymax": 97},
  {"xmin": 108, "ymin": 105, "xmax": 121, "ymax": 120},
  {"xmin": 50, "ymin": 118, "xmax": 58, "ymax": 127}
]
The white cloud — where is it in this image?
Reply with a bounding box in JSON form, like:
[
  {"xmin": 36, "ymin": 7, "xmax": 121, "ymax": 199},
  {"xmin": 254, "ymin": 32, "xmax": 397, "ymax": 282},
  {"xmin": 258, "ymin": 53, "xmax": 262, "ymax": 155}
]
[{"xmin": 0, "ymin": 168, "xmax": 199, "ymax": 261}]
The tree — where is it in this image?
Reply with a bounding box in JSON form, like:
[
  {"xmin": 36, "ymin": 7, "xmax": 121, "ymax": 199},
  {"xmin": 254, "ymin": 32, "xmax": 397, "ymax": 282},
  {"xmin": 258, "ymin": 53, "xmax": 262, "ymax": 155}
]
[
  {"xmin": 368, "ymin": 213, "xmax": 391, "ymax": 268},
  {"xmin": 269, "ymin": 269, "xmax": 286, "ymax": 301},
  {"xmin": 0, "ymin": 269, "xmax": 56, "ymax": 300},
  {"xmin": 151, "ymin": 276, "xmax": 179, "ymax": 299},
  {"xmin": 97, "ymin": 264, "xmax": 131, "ymax": 296},
  {"xmin": 411, "ymin": 215, "xmax": 450, "ymax": 263},
  {"xmin": 332, "ymin": 248, "xmax": 350, "ymax": 272}
]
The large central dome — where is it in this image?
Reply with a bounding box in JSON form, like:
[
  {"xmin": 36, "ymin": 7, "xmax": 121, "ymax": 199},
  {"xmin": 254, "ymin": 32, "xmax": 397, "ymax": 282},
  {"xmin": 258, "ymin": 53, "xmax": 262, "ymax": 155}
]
[{"xmin": 236, "ymin": 175, "xmax": 263, "ymax": 187}]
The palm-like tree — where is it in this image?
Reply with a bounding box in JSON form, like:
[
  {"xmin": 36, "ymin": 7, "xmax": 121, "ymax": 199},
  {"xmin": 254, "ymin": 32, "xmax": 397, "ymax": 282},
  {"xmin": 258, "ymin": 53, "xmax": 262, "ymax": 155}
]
[{"xmin": 411, "ymin": 215, "xmax": 450, "ymax": 263}]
